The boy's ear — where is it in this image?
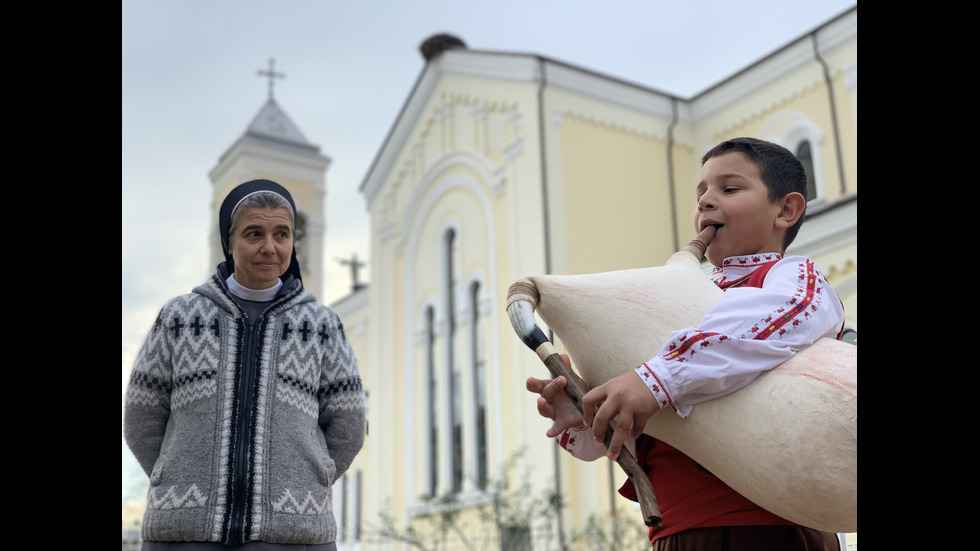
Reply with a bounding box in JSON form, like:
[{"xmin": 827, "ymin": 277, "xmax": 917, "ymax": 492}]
[{"xmin": 774, "ymin": 192, "xmax": 806, "ymax": 229}]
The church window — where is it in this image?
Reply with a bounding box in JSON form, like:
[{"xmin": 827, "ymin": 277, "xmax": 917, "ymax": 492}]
[
  {"xmin": 420, "ymin": 222, "xmax": 491, "ymax": 499},
  {"xmin": 425, "ymin": 306, "xmax": 438, "ymax": 496},
  {"xmin": 469, "ymin": 280, "xmax": 488, "ymax": 487},
  {"xmin": 444, "ymin": 229, "xmax": 464, "ymax": 493},
  {"xmin": 294, "ymin": 211, "xmax": 308, "ymax": 275},
  {"xmin": 333, "ymin": 470, "xmax": 363, "ymax": 547},
  {"xmin": 795, "ymin": 141, "xmax": 818, "ymax": 202},
  {"xmin": 767, "ymin": 116, "xmax": 826, "ymax": 205}
]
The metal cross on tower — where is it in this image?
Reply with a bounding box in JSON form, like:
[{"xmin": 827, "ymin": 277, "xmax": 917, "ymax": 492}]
[
  {"xmin": 257, "ymin": 58, "xmax": 285, "ymax": 100},
  {"xmin": 338, "ymin": 253, "xmax": 367, "ymax": 292}
]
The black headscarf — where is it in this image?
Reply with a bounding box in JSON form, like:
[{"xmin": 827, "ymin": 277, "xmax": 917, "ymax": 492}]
[{"xmin": 218, "ymin": 179, "xmax": 302, "ymax": 283}]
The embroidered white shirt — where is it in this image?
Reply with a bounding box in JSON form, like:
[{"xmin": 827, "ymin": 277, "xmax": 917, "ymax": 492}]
[{"xmin": 557, "ymin": 253, "xmax": 845, "ymax": 459}]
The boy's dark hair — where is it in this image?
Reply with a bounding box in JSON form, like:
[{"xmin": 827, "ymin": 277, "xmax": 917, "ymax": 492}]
[{"xmin": 701, "ymin": 137, "xmax": 807, "ymax": 251}]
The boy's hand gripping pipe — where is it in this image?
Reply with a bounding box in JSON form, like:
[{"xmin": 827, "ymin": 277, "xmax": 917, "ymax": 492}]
[
  {"xmin": 506, "ymin": 289, "xmax": 662, "ymax": 526},
  {"xmin": 505, "ymin": 227, "xmax": 717, "ymax": 527}
]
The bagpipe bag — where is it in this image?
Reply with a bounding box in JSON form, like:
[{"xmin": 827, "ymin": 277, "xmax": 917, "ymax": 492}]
[{"xmin": 520, "ymin": 248, "xmax": 857, "ymax": 533}]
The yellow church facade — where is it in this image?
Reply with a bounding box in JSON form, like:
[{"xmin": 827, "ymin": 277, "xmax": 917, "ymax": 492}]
[{"xmin": 332, "ymin": 7, "xmax": 856, "ymax": 550}]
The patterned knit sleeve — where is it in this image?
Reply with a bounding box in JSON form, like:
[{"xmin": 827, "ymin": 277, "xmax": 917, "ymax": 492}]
[
  {"xmin": 636, "ymin": 256, "xmax": 845, "ymax": 418},
  {"xmin": 123, "ymin": 304, "xmax": 176, "ymax": 477},
  {"xmin": 316, "ymin": 309, "xmax": 366, "ymax": 481}
]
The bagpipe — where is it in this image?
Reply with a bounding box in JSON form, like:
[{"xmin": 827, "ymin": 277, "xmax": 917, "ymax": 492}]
[{"xmin": 506, "ymin": 226, "xmax": 856, "ymax": 532}]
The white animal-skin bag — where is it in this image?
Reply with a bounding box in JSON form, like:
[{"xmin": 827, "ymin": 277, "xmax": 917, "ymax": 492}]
[{"xmin": 506, "ymin": 227, "xmax": 857, "ymax": 533}]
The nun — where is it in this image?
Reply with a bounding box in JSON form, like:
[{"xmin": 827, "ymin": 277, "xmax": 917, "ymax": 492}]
[{"xmin": 125, "ymin": 179, "xmax": 366, "ymax": 550}]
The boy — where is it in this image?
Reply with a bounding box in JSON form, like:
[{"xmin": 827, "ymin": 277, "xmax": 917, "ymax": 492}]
[{"xmin": 527, "ymin": 137, "xmax": 845, "ymax": 550}]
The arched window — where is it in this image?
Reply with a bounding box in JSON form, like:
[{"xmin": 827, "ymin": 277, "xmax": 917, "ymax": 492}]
[
  {"xmin": 294, "ymin": 211, "xmax": 307, "ymax": 267},
  {"xmin": 444, "ymin": 229, "xmax": 463, "ymax": 493},
  {"xmin": 425, "ymin": 305, "xmax": 438, "ymax": 496},
  {"xmin": 418, "ymin": 216, "xmax": 492, "ymax": 500},
  {"xmin": 795, "ymin": 141, "xmax": 818, "ymax": 202},
  {"xmin": 403, "ymin": 170, "xmax": 500, "ymax": 509},
  {"xmin": 333, "ymin": 470, "xmax": 362, "ymax": 547},
  {"xmin": 469, "ymin": 280, "xmax": 488, "ymax": 487},
  {"xmin": 761, "ymin": 113, "xmax": 826, "ymax": 204}
]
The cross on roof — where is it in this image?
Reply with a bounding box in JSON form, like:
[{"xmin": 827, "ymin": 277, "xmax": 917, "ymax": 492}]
[
  {"xmin": 257, "ymin": 58, "xmax": 285, "ymax": 100},
  {"xmin": 338, "ymin": 253, "xmax": 367, "ymax": 292}
]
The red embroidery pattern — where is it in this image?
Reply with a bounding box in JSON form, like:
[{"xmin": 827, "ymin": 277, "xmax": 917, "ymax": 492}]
[
  {"xmin": 662, "ymin": 332, "xmax": 722, "ymax": 362},
  {"xmin": 557, "ymin": 430, "xmax": 576, "ymax": 451},
  {"xmin": 752, "ymin": 259, "xmax": 818, "ymax": 340},
  {"xmin": 718, "ymin": 274, "xmax": 751, "ymax": 290},
  {"xmin": 714, "ymin": 254, "xmax": 781, "ymax": 288},
  {"xmin": 637, "ymin": 362, "xmax": 672, "ymax": 407}
]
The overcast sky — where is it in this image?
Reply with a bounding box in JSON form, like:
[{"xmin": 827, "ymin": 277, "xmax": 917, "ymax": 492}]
[{"xmin": 121, "ymin": 0, "xmax": 857, "ymax": 385}]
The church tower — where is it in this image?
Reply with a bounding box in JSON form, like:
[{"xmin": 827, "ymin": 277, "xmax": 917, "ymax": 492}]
[{"xmin": 208, "ymin": 59, "xmax": 331, "ymax": 299}]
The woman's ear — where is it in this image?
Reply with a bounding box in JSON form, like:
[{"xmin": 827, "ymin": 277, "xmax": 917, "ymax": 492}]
[{"xmin": 775, "ymin": 192, "xmax": 806, "ymax": 229}]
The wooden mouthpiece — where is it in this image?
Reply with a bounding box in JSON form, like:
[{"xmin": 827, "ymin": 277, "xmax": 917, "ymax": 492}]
[{"xmin": 683, "ymin": 225, "xmax": 717, "ymax": 261}]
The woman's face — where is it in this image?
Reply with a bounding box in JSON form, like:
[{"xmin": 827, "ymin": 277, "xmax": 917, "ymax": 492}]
[{"xmin": 228, "ymin": 207, "xmax": 294, "ymax": 290}]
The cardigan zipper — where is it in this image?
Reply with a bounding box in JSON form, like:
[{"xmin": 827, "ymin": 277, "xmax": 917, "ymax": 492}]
[{"xmin": 228, "ymin": 316, "xmax": 262, "ymax": 545}]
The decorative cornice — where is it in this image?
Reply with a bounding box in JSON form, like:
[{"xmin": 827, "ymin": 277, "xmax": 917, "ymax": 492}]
[
  {"xmin": 543, "ymin": 62, "xmax": 676, "ymax": 119},
  {"xmin": 558, "ymin": 110, "xmax": 666, "ymax": 142},
  {"xmin": 384, "ymin": 150, "xmax": 505, "ymax": 254},
  {"xmin": 371, "ymin": 89, "xmax": 519, "ymax": 228}
]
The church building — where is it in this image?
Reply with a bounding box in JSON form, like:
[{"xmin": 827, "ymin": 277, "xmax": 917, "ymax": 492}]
[{"xmin": 207, "ymin": 8, "xmax": 857, "ymax": 550}]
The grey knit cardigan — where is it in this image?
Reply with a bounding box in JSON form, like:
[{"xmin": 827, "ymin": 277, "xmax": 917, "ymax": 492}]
[{"xmin": 124, "ymin": 274, "xmax": 366, "ymax": 545}]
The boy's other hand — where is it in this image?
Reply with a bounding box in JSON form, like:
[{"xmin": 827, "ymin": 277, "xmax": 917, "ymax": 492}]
[
  {"xmin": 582, "ymin": 370, "xmax": 660, "ymax": 460},
  {"xmin": 526, "ymin": 354, "xmax": 589, "ymax": 438}
]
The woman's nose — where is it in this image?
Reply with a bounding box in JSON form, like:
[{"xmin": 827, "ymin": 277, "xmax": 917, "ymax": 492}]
[{"xmin": 260, "ymin": 236, "xmax": 276, "ymax": 253}]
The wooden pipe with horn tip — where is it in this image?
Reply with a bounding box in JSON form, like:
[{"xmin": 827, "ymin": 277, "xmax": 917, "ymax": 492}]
[
  {"xmin": 504, "ymin": 228, "xmax": 718, "ymax": 528},
  {"xmin": 507, "ymin": 280, "xmax": 663, "ymax": 527}
]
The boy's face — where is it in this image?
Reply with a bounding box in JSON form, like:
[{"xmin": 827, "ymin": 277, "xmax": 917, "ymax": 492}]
[{"xmin": 694, "ymin": 151, "xmax": 788, "ymax": 266}]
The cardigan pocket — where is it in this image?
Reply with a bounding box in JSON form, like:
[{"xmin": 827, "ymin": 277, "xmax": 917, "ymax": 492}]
[
  {"xmin": 311, "ymin": 426, "xmax": 337, "ymax": 488},
  {"xmin": 149, "ymin": 448, "xmax": 169, "ymax": 486},
  {"xmin": 267, "ymin": 426, "xmax": 336, "ymax": 517}
]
